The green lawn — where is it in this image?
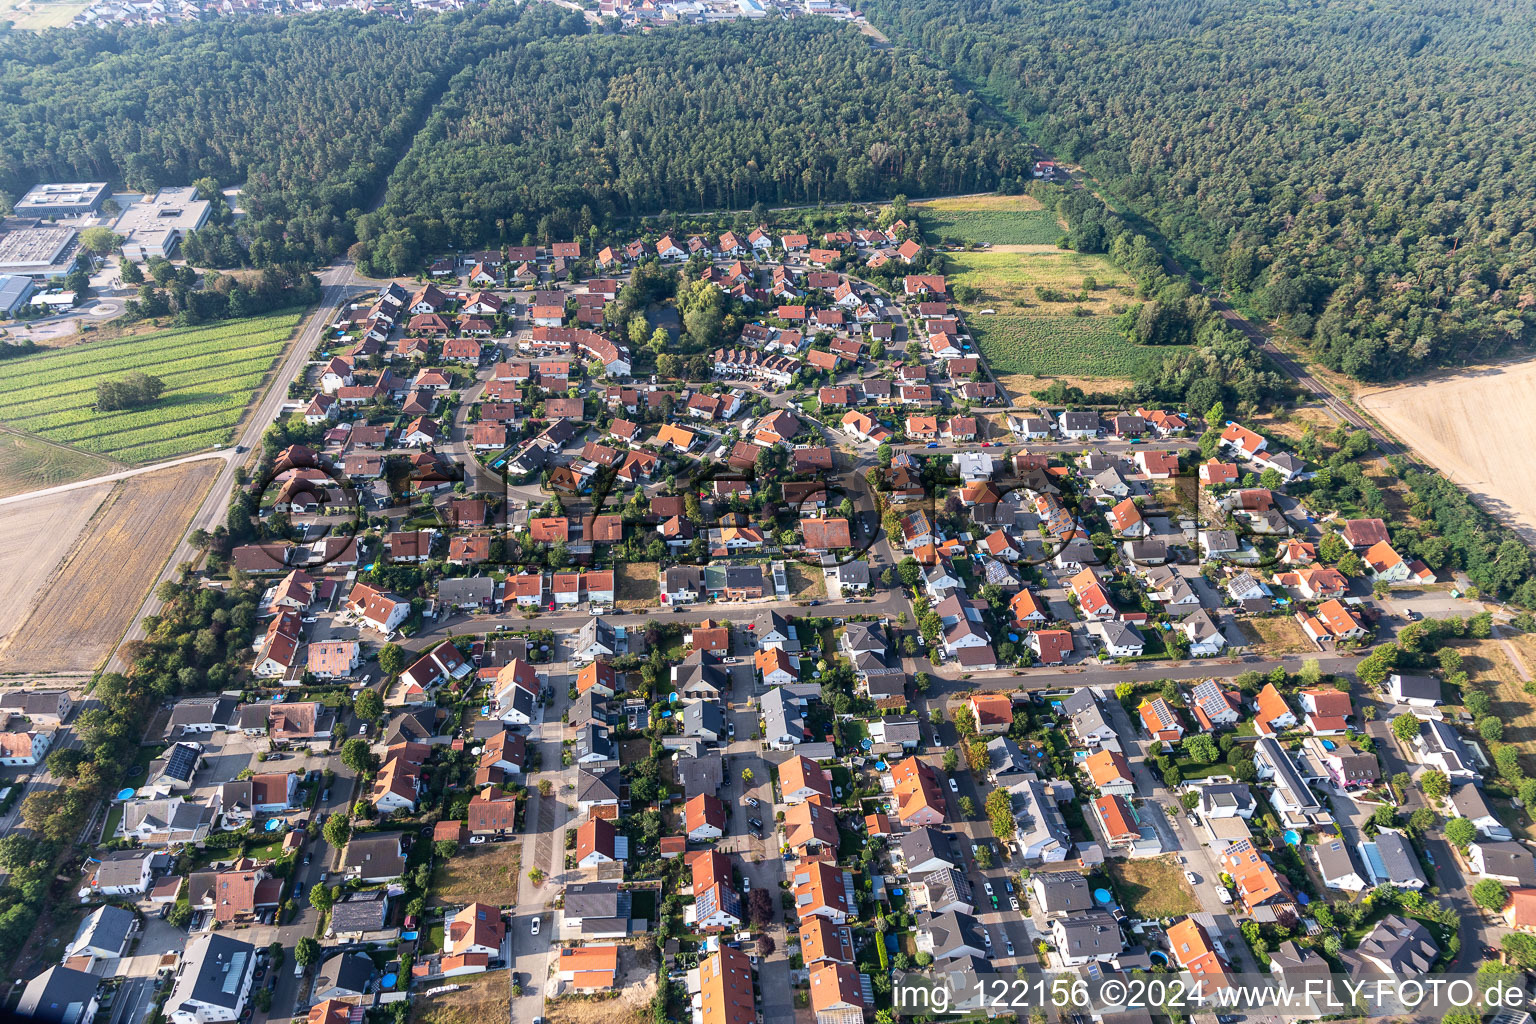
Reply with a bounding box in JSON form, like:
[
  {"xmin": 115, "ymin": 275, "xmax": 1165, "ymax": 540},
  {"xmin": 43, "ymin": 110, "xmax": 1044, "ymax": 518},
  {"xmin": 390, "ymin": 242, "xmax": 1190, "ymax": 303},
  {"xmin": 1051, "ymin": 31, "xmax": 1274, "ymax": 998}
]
[
  {"xmin": 971, "ymin": 315, "xmax": 1181, "ymax": 380},
  {"xmin": 0, "ymin": 309, "xmax": 304, "ymax": 463}
]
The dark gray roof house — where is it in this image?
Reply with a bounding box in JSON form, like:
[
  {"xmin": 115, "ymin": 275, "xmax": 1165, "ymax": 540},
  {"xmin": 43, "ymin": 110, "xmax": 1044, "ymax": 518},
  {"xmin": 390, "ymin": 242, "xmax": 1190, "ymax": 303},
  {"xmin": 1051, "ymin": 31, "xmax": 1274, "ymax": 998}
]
[
  {"xmin": 327, "ymin": 889, "xmax": 391, "ymax": 937},
  {"xmin": 1349, "ymin": 915, "xmax": 1439, "ymax": 978},
  {"xmin": 564, "ymin": 881, "xmax": 632, "ymax": 934},
  {"xmin": 167, "ymin": 934, "xmax": 254, "ymax": 1023},
  {"xmin": 675, "ymin": 753, "xmax": 724, "ymax": 798},
  {"xmin": 568, "ymin": 690, "xmax": 614, "ymax": 732},
  {"xmin": 682, "ymin": 701, "xmax": 725, "ymax": 742},
  {"xmin": 1031, "ymin": 871, "xmax": 1093, "ymax": 916},
  {"xmin": 314, "ymin": 952, "xmax": 375, "ymax": 1000},
  {"xmin": 899, "ymin": 827, "xmax": 957, "ymax": 874},
  {"xmin": 917, "ymin": 910, "xmax": 989, "ymax": 961},
  {"xmin": 577, "ymin": 766, "xmax": 621, "ymax": 807},
  {"xmin": 17, "ymin": 966, "xmax": 99, "ymax": 1024}
]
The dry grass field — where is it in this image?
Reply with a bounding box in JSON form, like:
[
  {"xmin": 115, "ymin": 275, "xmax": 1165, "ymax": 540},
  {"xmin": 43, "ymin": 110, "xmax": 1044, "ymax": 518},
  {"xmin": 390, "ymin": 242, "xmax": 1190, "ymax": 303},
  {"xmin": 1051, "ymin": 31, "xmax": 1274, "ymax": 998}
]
[
  {"xmin": 0, "ymin": 429, "xmax": 117, "ymax": 498},
  {"xmin": 0, "ymin": 483, "xmax": 113, "ymax": 650},
  {"xmin": 0, "ymin": 460, "xmax": 216, "ymax": 674},
  {"xmin": 614, "ymin": 561, "xmax": 659, "ymax": 610},
  {"xmin": 1106, "ymin": 856, "xmax": 1198, "ymax": 918},
  {"xmin": 410, "ymin": 973, "xmax": 509, "ymax": 1024},
  {"xmin": 919, "ymin": 194, "xmax": 1049, "ymax": 212},
  {"xmin": 1237, "ymin": 616, "xmax": 1316, "ymax": 655},
  {"xmin": 428, "ymin": 841, "xmax": 522, "ymax": 906},
  {"xmin": 1359, "ymin": 361, "xmax": 1536, "ymax": 540}
]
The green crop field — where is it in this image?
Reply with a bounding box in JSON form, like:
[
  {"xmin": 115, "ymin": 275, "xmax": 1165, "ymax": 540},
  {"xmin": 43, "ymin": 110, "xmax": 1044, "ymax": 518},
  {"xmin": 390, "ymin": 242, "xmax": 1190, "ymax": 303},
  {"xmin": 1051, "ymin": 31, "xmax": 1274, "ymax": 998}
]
[
  {"xmin": 0, "ymin": 310, "xmax": 303, "ymax": 463},
  {"xmin": 919, "ymin": 207, "xmax": 1065, "ymax": 246},
  {"xmin": 971, "ymin": 315, "xmax": 1182, "ymax": 380}
]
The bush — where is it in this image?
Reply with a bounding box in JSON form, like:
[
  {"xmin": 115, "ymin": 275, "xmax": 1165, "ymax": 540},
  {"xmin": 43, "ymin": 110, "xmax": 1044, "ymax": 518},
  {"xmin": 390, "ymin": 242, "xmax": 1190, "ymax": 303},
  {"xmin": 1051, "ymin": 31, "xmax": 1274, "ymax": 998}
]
[{"xmin": 1472, "ymin": 878, "xmax": 1509, "ymax": 911}]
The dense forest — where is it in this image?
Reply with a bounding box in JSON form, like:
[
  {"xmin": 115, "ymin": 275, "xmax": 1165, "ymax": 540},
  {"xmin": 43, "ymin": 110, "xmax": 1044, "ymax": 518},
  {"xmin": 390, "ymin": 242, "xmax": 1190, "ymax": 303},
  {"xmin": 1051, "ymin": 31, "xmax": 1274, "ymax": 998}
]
[
  {"xmin": 860, "ymin": 0, "xmax": 1536, "ymax": 381},
  {"xmin": 352, "ymin": 20, "xmax": 1031, "ymax": 275},
  {"xmin": 0, "ymin": 4, "xmax": 586, "ymax": 264}
]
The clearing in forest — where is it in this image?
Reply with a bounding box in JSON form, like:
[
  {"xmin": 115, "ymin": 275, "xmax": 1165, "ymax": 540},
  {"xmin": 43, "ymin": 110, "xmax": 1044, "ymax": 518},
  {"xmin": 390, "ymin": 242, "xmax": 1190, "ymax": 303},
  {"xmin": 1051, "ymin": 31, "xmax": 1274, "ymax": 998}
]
[
  {"xmin": 943, "ymin": 248, "xmax": 1179, "ymax": 388},
  {"xmin": 0, "ymin": 460, "xmax": 218, "ymax": 674},
  {"xmin": 0, "ymin": 309, "xmax": 302, "ymax": 464},
  {"xmin": 914, "ymin": 194, "xmax": 1064, "ymax": 246},
  {"xmin": 1359, "ymin": 360, "xmax": 1536, "ymax": 542}
]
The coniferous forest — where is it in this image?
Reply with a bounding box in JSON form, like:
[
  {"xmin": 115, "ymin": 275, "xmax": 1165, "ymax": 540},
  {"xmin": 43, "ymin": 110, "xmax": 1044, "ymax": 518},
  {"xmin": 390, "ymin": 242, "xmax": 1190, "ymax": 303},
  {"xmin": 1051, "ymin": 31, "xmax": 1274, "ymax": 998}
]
[{"xmin": 861, "ymin": 0, "xmax": 1536, "ymax": 381}]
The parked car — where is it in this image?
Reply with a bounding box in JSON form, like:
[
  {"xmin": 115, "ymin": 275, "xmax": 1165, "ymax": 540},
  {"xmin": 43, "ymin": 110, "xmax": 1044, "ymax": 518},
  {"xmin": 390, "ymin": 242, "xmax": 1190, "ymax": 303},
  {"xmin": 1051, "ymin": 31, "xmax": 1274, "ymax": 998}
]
[
  {"xmin": 1010, "ymin": 897, "xmax": 1020, "ymax": 912},
  {"xmin": 948, "ymin": 778, "xmax": 959, "ymax": 793},
  {"xmin": 531, "ymin": 916, "xmax": 540, "ymax": 935},
  {"xmin": 470, "ymin": 835, "xmax": 487, "ymax": 845},
  {"xmin": 1185, "ymin": 871, "xmax": 1199, "ymax": 885}
]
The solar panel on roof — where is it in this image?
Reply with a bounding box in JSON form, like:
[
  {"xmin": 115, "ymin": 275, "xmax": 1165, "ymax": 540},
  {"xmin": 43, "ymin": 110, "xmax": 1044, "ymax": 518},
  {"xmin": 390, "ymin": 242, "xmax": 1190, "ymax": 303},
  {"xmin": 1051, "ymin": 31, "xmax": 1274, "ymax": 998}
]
[{"xmin": 165, "ymin": 743, "xmax": 199, "ymax": 779}]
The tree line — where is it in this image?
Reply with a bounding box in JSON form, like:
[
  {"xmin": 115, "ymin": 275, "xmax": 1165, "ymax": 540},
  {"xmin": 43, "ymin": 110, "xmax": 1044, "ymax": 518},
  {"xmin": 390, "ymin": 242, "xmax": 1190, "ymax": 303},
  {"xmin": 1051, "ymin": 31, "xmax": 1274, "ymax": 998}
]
[{"xmin": 860, "ymin": 0, "xmax": 1536, "ymax": 381}]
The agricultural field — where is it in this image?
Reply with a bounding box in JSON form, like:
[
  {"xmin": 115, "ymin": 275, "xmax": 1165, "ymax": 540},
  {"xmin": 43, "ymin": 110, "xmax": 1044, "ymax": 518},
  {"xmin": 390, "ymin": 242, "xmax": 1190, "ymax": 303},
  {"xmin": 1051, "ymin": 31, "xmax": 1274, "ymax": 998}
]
[
  {"xmin": 0, "ymin": 482, "xmax": 113, "ymax": 647},
  {"xmin": 0, "ymin": 0, "xmax": 90, "ymax": 29},
  {"xmin": 0, "ymin": 460, "xmax": 218, "ymax": 674},
  {"xmin": 1359, "ymin": 360, "xmax": 1536, "ymax": 541},
  {"xmin": 0, "ymin": 309, "xmax": 302, "ymax": 464},
  {"xmin": 0, "ymin": 428, "xmax": 117, "ymax": 498},
  {"xmin": 943, "ymin": 249, "xmax": 1132, "ymax": 314},
  {"xmin": 914, "ymin": 194, "xmax": 1064, "ymax": 246},
  {"xmin": 971, "ymin": 315, "xmax": 1176, "ymax": 381}
]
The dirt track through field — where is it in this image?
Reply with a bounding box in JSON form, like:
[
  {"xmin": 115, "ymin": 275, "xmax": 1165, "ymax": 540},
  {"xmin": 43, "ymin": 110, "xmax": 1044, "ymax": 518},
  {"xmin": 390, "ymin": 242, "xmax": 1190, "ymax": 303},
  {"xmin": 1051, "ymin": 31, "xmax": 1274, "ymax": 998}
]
[
  {"xmin": 0, "ymin": 460, "xmax": 217, "ymax": 674},
  {"xmin": 1360, "ymin": 360, "xmax": 1536, "ymax": 541}
]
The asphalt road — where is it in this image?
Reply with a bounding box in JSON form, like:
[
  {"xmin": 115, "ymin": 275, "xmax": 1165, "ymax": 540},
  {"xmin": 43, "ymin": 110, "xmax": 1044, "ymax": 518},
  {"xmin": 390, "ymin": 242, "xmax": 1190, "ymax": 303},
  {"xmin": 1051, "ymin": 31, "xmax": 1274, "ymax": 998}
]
[{"xmin": 107, "ymin": 263, "xmax": 371, "ymax": 672}]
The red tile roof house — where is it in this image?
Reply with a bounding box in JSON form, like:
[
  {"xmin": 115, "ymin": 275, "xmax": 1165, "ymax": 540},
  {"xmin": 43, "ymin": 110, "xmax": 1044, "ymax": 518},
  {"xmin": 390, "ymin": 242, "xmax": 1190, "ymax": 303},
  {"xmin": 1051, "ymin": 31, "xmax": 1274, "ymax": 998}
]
[
  {"xmin": 1253, "ymin": 682, "xmax": 1299, "ymax": 735},
  {"xmin": 1299, "ymin": 688, "xmax": 1353, "ymax": 735},
  {"xmin": 802, "ymin": 517, "xmax": 852, "ymax": 551},
  {"xmin": 1138, "ymin": 697, "xmax": 1184, "ymax": 742},
  {"xmin": 1030, "ymin": 629, "xmax": 1074, "ymax": 666},
  {"xmin": 685, "ymin": 793, "xmax": 727, "ymax": 841}
]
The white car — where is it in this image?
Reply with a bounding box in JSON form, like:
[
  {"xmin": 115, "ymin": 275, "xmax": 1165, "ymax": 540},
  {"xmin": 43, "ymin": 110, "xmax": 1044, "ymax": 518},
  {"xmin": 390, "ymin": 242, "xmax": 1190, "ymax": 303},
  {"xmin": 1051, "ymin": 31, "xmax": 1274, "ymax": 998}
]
[
  {"xmin": 530, "ymin": 917, "xmax": 540, "ymax": 935},
  {"xmin": 1010, "ymin": 897, "xmax": 1020, "ymax": 911},
  {"xmin": 983, "ymin": 881, "xmax": 994, "ymax": 896},
  {"xmin": 469, "ymin": 835, "xmax": 486, "ymax": 845},
  {"xmin": 948, "ymin": 778, "xmax": 959, "ymax": 793},
  {"xmin": 1217, "ymin": 888, "xmax": 1233, "ymax": 905},
  {"xmin": 1185, "ymin": 871, "xmax": 1199, "ymax": 885}
]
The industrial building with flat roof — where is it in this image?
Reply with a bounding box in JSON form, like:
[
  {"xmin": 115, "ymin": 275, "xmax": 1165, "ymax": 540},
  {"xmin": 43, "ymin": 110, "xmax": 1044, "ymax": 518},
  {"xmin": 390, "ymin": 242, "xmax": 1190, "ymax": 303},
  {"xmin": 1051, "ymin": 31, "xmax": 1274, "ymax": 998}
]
[
  {"xmin": 15, "ymin": 182, "xmax": 110, "ymax": 219},
  {"xmin": 0, "ymin": 275, "xmax": 36, "ymax": 317},
  {"xmin": 114, "ymin": 187, "xmax": 211, "ymax": 262},
  {"xmin": 0, "ymin": 226, "xmax": 80, "ymax": 280}
]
